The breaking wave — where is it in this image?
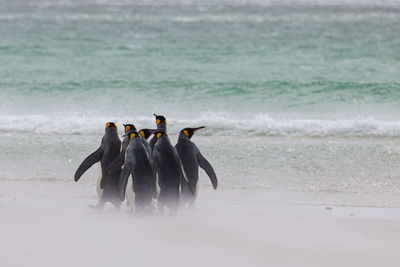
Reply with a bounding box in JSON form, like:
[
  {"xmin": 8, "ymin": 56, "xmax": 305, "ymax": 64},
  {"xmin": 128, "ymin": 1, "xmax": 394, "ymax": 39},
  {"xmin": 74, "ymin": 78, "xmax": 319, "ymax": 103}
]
[{"xmin": 1, "ymin": 114, "xmax": 400, "ymax": 137}]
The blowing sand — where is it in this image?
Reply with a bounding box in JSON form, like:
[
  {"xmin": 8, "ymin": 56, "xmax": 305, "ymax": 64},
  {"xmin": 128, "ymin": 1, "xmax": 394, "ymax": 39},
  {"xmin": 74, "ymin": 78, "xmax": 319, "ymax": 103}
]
[{"xmin": 1, "ymin": 179, "xmax": 399, "ymax": 267}]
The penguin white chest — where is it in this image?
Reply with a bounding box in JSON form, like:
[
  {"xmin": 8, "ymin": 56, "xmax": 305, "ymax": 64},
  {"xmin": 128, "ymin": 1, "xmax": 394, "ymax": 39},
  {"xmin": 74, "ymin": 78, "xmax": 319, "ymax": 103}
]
[{"xmin": 125, "ymin": 177, "xmax": 135, "ymax": 208}]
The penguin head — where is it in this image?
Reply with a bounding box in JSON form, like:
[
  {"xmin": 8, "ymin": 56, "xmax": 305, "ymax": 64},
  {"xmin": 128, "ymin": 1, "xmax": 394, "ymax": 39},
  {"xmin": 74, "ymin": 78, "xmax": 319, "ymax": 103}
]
[
  {"xmin": 180, "ymin": 126, "xmax": 206, "ymax": 139},
  {"xmin": 128, "ymin": 131, "xmax": 140, "ymax": 141},
  {"xmin": 105, "ymin": 122, "xmax": 117, "ymax": 131},
  {"xmin": 123, "ymin": 124, "xmax": 137, "ymax": 134},
  {"xmin": 139, "ymin": 128, "xmax": 155, "ymax": 140},
  {"xmin": 153, "ymin": 113, "xmax": 167, "ymax": 130},
  {"xmin": 153, "ymin": 129, "xmax": 167, "ymax": 140}
]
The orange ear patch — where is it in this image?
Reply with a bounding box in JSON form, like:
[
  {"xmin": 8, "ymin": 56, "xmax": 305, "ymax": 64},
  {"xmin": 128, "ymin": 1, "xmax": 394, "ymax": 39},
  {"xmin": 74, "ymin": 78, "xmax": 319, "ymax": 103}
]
[{"xmin": 183, "ymin": 130, "xmax": 189, "ymax": 137}]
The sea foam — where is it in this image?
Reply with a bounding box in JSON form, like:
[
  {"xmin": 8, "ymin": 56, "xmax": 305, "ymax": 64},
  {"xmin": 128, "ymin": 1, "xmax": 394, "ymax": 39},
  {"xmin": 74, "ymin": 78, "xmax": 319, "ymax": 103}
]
[{"xmin": 1, "ymin": 114, "xmax": 399, "ymax": 137}]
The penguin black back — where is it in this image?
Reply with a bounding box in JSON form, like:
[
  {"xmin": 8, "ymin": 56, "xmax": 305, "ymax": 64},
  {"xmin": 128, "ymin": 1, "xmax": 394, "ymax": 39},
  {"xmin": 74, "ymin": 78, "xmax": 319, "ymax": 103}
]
[
  {"xmin": 74, "ymin": 122, "xmax": 123, "ymax": 209},
  {"xmin": 152, "ymin": 130, "xmax": 192, "ymax": 213},
  {"xmin": 119, "ymin": 131, "xmax": 155, "ymax": 211},
  {"xmin": 175, "ymin": 126, "xmax": 218, "ymax": 207}
]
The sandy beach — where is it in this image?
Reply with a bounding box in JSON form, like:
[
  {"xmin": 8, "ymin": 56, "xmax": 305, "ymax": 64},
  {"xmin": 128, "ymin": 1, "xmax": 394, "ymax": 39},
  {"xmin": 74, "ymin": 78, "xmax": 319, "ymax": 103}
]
[{"xmin": 1, "ymin": 179, "xmax": 399, "ymax": 267}]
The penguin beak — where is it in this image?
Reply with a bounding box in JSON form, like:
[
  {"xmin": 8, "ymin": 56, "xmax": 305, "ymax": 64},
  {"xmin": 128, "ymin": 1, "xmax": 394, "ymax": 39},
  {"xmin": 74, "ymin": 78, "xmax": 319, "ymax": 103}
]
[{"xmin": 193, "ymin": 126, "xmax": 206, "ymax": 133}]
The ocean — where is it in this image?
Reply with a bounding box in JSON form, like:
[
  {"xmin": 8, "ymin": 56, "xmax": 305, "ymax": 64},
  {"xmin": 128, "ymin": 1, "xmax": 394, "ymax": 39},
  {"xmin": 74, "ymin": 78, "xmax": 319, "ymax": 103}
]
[{"xmin": 1, "ymin": 0, "xmax": 400, "ymax": 208}]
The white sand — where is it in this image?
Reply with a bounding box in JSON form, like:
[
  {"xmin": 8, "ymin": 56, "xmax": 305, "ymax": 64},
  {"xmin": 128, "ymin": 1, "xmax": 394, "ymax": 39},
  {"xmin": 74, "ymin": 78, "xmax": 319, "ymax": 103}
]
[{"xmin": 1, "ymin": 179, "xmax": 400, "ymax": 267}]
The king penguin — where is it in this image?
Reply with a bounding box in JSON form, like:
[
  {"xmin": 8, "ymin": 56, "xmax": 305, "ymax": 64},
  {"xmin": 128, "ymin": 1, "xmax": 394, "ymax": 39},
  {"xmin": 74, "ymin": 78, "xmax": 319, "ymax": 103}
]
[
  {"xmin": 175, "ymin": 127, "xmax": 218, "ymax": 207},
  {"xmin": 74, "ymin": 122, "xmax": 122, "ymax": 209},
  {"xmin": 100, "ymin": 123, "xmax": 137, "ymax": 189},
  {"xmin": 149, "ymin": 114, "xmax": 167, "ymax": 150},
  {"xmin": 152, "ymin": 130, "xmax": 193, "ymax": 214},
  {"xmin": 125, "ymin": 128, "xmax": 155, "ymax": 209},
  {"xmin": 119, "ymin": 131, "xmax": 156, "ymax": 212}
]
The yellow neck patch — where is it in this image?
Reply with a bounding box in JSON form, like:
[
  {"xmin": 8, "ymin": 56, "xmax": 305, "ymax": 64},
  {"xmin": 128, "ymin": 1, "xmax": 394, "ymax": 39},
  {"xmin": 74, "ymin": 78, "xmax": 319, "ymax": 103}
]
[
  {"xmin": 156, "ymin": 133, "xmax": 162, "ymax": 139},
  {"xmin": 129, "ymin": 133, "xmax": 136, "ymax": 140}
]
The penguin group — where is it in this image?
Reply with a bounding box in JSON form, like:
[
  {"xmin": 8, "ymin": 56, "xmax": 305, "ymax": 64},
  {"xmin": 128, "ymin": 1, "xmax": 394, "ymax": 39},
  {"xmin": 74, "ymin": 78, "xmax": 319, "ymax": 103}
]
[{"xmin": 74, "ymin": 114, "xmax": 218, "ymax": 214}]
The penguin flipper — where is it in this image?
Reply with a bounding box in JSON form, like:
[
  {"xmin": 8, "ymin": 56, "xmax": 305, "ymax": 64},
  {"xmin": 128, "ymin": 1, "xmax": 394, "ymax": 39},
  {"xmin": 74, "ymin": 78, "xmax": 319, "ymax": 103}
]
[
  {"xmin": 196, "ymin": 148, "xmax": 218, "ymax": 190},
  {"xmin": 100, "ymin": 150, "xmax": 125, "ymax": 189},
  {"xmin": 74, "ymin": 147, "xmax": 103, "ymax": 182},
  {"xmin": 119, "ymin": 161, "xmax": 132, "ymax": 201}
]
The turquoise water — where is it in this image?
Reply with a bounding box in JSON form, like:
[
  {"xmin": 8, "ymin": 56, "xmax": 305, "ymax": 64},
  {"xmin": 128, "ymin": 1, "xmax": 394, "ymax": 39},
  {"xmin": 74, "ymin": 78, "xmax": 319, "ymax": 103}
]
[
  {"xmin": 1, "ymin": 1, "xmax": 400, "ymax": 135},
  {"xmin": 1, "ymin": 0, "xmax": 400, "ymax": 206}
]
